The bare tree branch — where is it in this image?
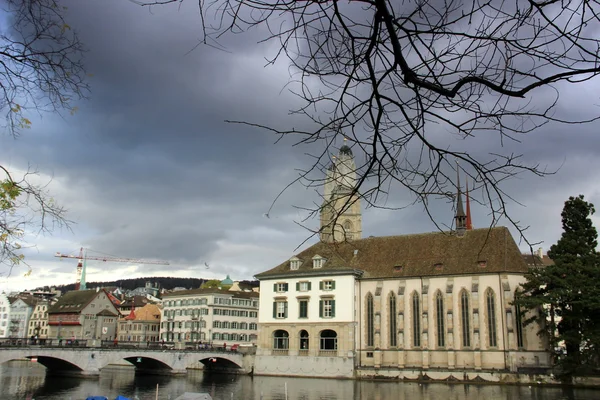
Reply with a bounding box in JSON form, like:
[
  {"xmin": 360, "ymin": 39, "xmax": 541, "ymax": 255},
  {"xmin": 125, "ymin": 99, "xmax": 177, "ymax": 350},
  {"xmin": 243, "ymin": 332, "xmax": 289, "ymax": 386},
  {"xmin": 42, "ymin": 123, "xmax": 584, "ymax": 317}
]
[{"xmin": 138, "ymin": 0, "xmax": 600, "ymax": 244}]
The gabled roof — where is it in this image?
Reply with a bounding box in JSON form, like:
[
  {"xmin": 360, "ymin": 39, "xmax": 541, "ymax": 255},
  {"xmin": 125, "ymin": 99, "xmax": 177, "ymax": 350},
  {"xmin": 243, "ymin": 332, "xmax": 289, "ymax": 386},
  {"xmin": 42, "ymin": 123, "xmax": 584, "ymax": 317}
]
[
  {"xmin": 121, "ymin": 303, "xmax": 161, "ymax": 321},
  {"xmin": 96, "ymin": 309, "xmax": 118, "ymax": 317},
  {"xmin": 48, "ymin": 289, "xmax": 103, "ymax": 314},
  {"xmin": 256, "ymin": 227, "xmax": 528, "ymax": 280}
]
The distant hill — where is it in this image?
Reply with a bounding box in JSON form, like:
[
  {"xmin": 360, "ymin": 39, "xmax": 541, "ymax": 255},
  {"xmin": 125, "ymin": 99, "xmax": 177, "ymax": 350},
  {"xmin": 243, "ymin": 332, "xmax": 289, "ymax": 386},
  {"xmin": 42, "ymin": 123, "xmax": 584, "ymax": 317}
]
[{"xmin": 47, "ymin": 277, "xmax": 259, "ymax": 294}]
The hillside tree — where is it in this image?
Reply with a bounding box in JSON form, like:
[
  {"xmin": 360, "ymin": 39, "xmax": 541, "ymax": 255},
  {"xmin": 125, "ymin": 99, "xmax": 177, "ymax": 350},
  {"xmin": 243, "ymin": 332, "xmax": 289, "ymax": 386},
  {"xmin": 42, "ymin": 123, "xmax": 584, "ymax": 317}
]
[
  {"xmin": 138, "ymin": 0, "xmax": 600, "ymax": 240},
  {"xmin": 0, "ymin": 0, "xmax": 88, "ymax": 275},
  {"xmin": 517, "ymin": 195, "xmax": 600, "ymax": 378}
]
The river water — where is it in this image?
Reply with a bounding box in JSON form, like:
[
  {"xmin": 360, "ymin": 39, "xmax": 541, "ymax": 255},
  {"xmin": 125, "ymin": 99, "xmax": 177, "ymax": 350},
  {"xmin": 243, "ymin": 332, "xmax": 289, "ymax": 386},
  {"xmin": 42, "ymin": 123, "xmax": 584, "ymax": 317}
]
[{"xmin": 1, "ymin": 361, "xmax": 598, "ymax": 400}]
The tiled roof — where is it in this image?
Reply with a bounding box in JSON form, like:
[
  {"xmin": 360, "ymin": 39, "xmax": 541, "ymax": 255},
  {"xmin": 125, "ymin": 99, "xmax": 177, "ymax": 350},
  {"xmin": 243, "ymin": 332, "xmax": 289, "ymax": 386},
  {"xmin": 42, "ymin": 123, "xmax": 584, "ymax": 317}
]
[
  {"xmin": 256, "ymin": 227, "xmax": 528, "ymax": 279},
  {"xmin": 121, "ymin": 304, "xmax": 161, "ymax": 321},
  {"xmin": 48, "ymin": 289, "xmax": 100, "ymax": 314},
  {"xmin": 96, "ymin": 309, "xmax": 118, "ymax": 316},
  {"xmin": 121, "ymin": 295, "xmax": 151, "ymax": 308},
  {"xmin": 522, "ymin": 254, "xmax": 554, "ymax": 268},
  {"xmin": 162, "ymin": 287, "xmax": 259, "ymax": 299}
]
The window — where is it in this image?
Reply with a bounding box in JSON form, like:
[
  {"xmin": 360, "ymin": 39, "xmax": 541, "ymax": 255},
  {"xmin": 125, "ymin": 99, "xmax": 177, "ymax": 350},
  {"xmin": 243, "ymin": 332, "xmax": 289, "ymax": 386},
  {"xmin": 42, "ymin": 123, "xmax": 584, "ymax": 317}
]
[
  {"xmin": 515, "ymin": 291, "xmax": 525, "ymax": 348},
  {"xmin": 366, "ymin": 293, "xmax": 374, "ymax": 347},
  {"xmin": 320, "ymin": 329, "xmax": 337, "ymax": 350},
  {"xmin": 299, "ymin": 330, "xmax": 309, "ymax": 351},
  {"xmin": 486, "ymin": 289, "xmax": 497, "ymax": 347},
  {"xmin": 274, "ymin": 283, "xmax": 289, "ymax": 293},
  {"xmin": 343, "ymin": 220, "xmax": 353, "ymax": 240},
  {"xmin": 319, "ymin": 299, "xmax": 335, "ymax": 318},
  {"xmin": 297, "ymin": 281, "xmax": 311, "ymax": 292},
  {"xmin": 313, "ymin": 256, "xmax": 326, "ymax": 268},
  {"xmin": 389, "ymin": 293, "xmax": 397, "ymax": 347},
  {"xmin": 436, "ymin": 291, "xmax": 445, "ymax": 347},
  {"xmin": 412, "ymin": 292, "xmax": 421, "ymax": 347},
  {"xmin": 273, "ymin": 330, "xmax": 289, "ymax": 349},
  {"xmin": 461, "ymin": 290, "xmax": 471, "ymax": 347},
  {"xmin": 249, "ymin": 323, "xmax": 257, "ymax": 330},
  {"xmin": 273, "ymin": 301, "xmax": 288, "ymax": 319},
  {"xmin": 290, "ymin": 258, "xmax": 302, "ymax": 270},
  {"xmin": 299, "ymin": 299, "xmax": 309, "ymax": 318},
  {"xmin": 320, "ymin": 280, "xmax": 335, "ymax": 290}
]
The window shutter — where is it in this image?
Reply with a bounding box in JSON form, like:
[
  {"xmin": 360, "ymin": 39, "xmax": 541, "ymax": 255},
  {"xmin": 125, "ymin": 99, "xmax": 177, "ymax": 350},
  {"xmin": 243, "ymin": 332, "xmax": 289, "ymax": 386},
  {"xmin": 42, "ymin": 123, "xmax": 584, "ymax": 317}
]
[
  {"xmin": 331, "ymin": 300, "xmax": 336, "ymax": 317},
  {"xmin": 296, "ymin": 282, "xmax": 300, "ymax": 291},
  {"xmin": 332, "ymin": 281, "xmax": 336, "ymax": 289},
  {"xmin": 319, "ymin": 300, "xmax": 323, "ymax": 317},
  {"xmin": 273, "ymin": 302, "xmax": 277, "ymax": 318},
  {"xmin": 308, "ymin": 282, "xmax": 312, "ymax": 290},
  {"xmin": 273, "ymin": 283, "xmax": 277, "ymax": 292},
  {"xmin": 319, "ymin": 281, "xmax": 323, "ymax": 290},
  {"xmin": 284, "ymin": 283, "xmax": 289, "ymax": 291},
  {"xmin": 284, "ymin": 302, "xmax": 288, "ymax": 318}
]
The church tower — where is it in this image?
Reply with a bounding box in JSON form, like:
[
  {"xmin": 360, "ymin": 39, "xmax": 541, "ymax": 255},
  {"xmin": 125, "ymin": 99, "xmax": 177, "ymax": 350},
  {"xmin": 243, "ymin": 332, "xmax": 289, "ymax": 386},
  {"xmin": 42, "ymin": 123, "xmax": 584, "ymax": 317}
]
[{"xmin": 320, "ymin": 143, "xmax": 362, "ymax": 242}]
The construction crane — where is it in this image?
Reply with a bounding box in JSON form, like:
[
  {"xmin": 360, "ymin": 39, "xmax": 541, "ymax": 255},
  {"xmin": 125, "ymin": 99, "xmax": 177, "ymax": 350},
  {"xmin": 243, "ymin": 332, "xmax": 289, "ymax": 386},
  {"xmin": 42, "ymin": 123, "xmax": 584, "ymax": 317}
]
[{"xmin": 55, "ymin": 247, "xmax": 170, "ymax": 290}]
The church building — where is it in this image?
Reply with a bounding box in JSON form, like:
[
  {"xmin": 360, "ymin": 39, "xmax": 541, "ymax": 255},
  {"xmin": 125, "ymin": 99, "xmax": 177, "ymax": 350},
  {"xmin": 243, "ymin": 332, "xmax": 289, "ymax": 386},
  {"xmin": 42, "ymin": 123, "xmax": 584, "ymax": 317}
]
[{"xmin": 254, "ymin": 145, "xmax": 550, "ymax": 380}]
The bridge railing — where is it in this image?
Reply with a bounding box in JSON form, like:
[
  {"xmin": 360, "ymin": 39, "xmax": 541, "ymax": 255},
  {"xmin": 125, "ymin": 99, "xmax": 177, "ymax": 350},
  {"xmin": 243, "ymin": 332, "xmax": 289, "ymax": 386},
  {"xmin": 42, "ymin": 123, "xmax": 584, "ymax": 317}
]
[{"xmin": 0, "ymin": 337, "xmax": 252, "ymax": 354}]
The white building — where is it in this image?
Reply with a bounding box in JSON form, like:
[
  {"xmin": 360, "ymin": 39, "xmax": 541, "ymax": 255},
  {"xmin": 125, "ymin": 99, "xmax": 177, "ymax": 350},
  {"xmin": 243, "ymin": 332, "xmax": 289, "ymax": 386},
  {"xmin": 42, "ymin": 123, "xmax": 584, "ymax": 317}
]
[
  {"xmin": 160, "ymin": 288, "xmax": 259, "ymax": 347},
  {"xmin": 0, "ymin": 292, "xmax": 11, "ymax": 338},
  {"xmin": 8, "ymin": 296, "xmax": 36, "ymax": 338},
  {"xmin": 253, "ymin": 145, "xmax": 550, "ymax": 379}
]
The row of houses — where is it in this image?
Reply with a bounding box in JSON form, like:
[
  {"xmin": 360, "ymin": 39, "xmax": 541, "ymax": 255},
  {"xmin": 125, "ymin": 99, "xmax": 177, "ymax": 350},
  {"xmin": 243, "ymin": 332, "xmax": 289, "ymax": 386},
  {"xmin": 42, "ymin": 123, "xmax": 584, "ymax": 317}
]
[{"xmin": 1, "ymin": 278, "xmax": 260, "ymax": 348}]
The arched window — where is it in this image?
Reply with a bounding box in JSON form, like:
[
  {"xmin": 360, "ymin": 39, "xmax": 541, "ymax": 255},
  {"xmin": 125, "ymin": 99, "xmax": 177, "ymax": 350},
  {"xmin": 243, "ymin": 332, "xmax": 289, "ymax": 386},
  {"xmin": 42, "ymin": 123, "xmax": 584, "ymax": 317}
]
[
  {"xmin": 436, "ymin": 291, "xmax": 445, "ymax": 347},
  {"xmin": 461, "ymin": 290, "xmax": 471, "ymax": 347},
  {"xmin": 412, "ymin": 292, "xmax": 421, "ymax": 347},
  {"xmin": 389, "ymin": 292, "xmax": 397, "ymax": 347},
  {"xmin": 273, "ymin": 330, "xmax": 289, "ymax": 349},
  {"xmin": 366, "ymin": 293, "xmax": 374, "ymax": 347},
  {"xmin": 320, "ymin": 329, "xmax": 337, "ymax": 350},
  {"xmin": 299, "ymin": 330, "xmax": 309, "ymax": 350},
  {"xmin": 515, "ymin": 291, "xmax": 524, "ymax": 348},
  {"xmin": 486, "ymin": 289, "xmax": 497, "ymax": 347}
]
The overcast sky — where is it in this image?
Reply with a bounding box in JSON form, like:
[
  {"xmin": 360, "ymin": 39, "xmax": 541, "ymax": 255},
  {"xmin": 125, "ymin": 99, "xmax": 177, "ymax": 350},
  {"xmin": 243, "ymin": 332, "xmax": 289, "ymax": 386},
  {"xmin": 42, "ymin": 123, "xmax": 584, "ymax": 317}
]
[{"xmin": 2, "ymin": 0, "xmax": 600, "ymax": 292}]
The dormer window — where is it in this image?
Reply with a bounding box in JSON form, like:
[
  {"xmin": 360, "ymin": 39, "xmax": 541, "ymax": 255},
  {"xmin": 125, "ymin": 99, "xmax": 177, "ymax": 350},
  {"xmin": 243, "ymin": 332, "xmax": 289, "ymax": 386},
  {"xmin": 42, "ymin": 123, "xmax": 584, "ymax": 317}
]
[
  {"xmin": 290, "ymin": 257, "xmax": 302, "ymax": 270},
  {"xmin": 313, "ymin": 255, "xmax": 326, "ymax": 269}
]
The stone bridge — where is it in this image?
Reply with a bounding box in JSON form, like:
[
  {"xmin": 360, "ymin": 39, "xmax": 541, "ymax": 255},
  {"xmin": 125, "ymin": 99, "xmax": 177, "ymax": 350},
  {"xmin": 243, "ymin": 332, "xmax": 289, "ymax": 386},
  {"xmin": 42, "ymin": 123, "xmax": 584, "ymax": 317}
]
[{"xmin": 0, "ymin": 346, "xmax": 254, "ymax": 376}]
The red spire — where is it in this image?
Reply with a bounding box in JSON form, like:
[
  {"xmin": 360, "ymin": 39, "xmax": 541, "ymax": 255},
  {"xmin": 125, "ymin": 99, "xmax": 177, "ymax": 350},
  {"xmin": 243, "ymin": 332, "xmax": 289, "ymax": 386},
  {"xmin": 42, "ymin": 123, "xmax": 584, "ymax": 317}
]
[
  {"xmin": 125, "ymin": 307, "xmax": 136, "ymax": 320},
  {"xmin": 466, "ymin": 179, "xmax": 473, "ymax": 230}
]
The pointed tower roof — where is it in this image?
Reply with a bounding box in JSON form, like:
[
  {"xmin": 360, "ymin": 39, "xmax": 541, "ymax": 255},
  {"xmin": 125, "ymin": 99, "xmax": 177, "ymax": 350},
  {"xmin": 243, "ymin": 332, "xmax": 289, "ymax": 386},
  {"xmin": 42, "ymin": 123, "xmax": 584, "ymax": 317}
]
[
  {"xmin": 455, "ymin": 165, "xmax": 466, "ymax": 233},
  {"xmin": 125, "ymin": 307, "xmax": 136, "ymax": 320},
  {"xmin": 466, "ymin": 180, "xmax": 473, "ymax": 230}
]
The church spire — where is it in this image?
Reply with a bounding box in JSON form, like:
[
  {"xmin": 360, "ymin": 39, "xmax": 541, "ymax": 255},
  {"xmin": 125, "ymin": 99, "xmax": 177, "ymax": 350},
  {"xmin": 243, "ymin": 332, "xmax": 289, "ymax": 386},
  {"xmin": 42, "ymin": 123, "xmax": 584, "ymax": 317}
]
[
  {"xmin": 455, "ymin": 165, "xmax": 466, "ymax": 234},
  {"xmin": 465, "ymin": 179, "xmax": 473, "ymax": 230}
]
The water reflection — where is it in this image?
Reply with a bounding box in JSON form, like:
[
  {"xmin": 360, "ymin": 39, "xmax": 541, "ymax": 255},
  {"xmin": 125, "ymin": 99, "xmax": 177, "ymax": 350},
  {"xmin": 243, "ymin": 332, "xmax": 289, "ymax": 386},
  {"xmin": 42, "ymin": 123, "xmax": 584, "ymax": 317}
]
[{"xmin": 1, "ymin": 361, "xmax": 599, "ymax": 400}]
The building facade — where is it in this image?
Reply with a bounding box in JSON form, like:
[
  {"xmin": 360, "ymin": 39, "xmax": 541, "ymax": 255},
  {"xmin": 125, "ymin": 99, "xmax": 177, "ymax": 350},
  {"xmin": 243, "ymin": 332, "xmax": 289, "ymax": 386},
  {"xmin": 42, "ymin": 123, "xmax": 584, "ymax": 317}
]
[
  {"xmin": 0, "ymin": 293, "xmax": 10, "ymax": 338},
  {"xmin": 28, "ymin": 300, "xmax": 50, "ymax": 339},
  {"xmin": 117, "ymin": 303, "xmax": 161, "ymax": 343},
  {"xmin": 254, "ymin": 145, "xmax": 550, "ymax": 379},
  {"xmin": 160, "ymin": 288, "xmax": 259, "ymax": 347},
  {"xmin": 8, "ymin": 296, "xmax": 35, "ymax": 338},
  {"xmin": 48, "ymin": 289, "xmax": 119, "ymax": 341}
]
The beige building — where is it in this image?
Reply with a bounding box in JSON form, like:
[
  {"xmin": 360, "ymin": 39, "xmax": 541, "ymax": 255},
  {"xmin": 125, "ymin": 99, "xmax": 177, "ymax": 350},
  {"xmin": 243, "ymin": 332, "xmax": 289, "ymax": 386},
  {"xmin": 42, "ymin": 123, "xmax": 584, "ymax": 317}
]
[
  {"xmin": 117, "ymin": 303, "xmax": 161, "ymax": 343},
  {"xmin": 253, "ymin": 145, "xmax": 550, "ymax": 379},
  {"xmin": 28, "ymin": 300, "xmax": 50, "ymax": 339},
  {"xmin": 160, "ymin": 288, "xmax": 259, "ymax": 347}
]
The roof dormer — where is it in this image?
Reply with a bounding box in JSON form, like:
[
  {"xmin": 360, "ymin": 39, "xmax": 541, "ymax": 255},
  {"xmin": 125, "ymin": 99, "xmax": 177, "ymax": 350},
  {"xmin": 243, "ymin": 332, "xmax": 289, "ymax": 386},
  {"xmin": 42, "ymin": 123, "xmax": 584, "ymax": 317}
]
[
  {"xmin": 312, "ymin": 254, "xmax": 326, "ymax": 269},
  {"xmin": 290, "ymin": 257, "xmax": 302, "ymax": 270}
]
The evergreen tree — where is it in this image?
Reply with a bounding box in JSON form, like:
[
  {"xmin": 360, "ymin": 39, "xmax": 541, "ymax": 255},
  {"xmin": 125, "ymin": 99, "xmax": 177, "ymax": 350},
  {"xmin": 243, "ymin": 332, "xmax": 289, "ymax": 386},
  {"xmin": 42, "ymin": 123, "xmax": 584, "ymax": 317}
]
[{"xmin": 517, "ymin": 195, "xmax": 600, "ymax": 377}]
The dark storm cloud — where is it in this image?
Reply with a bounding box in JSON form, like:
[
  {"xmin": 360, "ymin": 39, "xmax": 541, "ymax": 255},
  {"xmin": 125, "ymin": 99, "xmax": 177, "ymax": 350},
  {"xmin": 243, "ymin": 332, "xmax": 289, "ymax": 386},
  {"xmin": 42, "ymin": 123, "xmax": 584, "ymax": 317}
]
[{"xmin": 3, "ymin": 0, "xmax": 600, "ymax": 291}]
